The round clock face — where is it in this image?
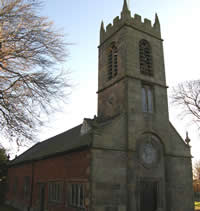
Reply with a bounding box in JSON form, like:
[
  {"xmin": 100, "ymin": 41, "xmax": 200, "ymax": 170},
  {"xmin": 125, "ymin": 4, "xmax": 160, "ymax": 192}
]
[
  {"xmin": 141, "ymin": 142, "xmax": 157, "ymax": 164},
  {"xmin": 138, "ymin": 139, "xmax": 160, "ymax": 168}
]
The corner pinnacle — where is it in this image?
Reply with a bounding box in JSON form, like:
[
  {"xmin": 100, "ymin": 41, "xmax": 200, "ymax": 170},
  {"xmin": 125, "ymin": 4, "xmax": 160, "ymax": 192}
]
[
  {"xmin": 154, "ymin": 13, "xmax": 160, "ymax": 27},
  {"xmin": 185, "ymin": 131, "xmax": 191, "ymax": 145},
  {"xmin": 122, "ymin": 0, "xmax": 129, "ymax": 12},
  {"xmin": 100, "ymin": 20, "xmax": 105, "ymax": 32},
  {"xmin": 100, "ymin": 20, "xmax": 105, "ymax": 44},
  {"xmin": 121, "ymin": 0, "xmax": 131, "ymax": 19}
]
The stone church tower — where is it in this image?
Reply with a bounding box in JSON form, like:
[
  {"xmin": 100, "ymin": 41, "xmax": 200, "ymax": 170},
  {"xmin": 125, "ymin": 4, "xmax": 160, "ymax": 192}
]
[
  {"xmin": 91, "ymin": 1, "xmax": 194, "ymax": 211},
  {"xmin": 5, "ymin": 1, "xmax": 194, "ymax": 211}
]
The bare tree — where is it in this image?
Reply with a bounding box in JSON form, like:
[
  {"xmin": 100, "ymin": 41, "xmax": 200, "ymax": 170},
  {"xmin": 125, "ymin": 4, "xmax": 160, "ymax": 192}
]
[
  {"xmin": 0, "ymin": 0, "xmax": 70, "ymax": 145},
  {"xmin": 193, "ymin": 159, "xmax": 200, "ymax": 180},
  {"xmin": 171, "ymin": 80, "xmax": 200, "ymax": 131}
]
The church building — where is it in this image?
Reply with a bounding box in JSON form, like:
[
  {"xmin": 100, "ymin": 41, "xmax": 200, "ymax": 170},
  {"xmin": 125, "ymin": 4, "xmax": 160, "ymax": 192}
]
[{"xmin": 6, "ymin": 1, "xmax": 194, "ymax": 211}]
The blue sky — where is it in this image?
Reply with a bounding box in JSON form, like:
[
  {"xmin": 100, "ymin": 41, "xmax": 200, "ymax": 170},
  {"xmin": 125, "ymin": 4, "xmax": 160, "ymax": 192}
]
[{"xmin": 5, "ymin": 0, "xmax": 200, "ymax": 159}]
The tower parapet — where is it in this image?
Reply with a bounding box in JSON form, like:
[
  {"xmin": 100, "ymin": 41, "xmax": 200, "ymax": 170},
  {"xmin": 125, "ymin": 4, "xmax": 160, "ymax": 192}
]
[{"xmin": 100, "ymin": 0, "xmax": 161, "ymax": 45}]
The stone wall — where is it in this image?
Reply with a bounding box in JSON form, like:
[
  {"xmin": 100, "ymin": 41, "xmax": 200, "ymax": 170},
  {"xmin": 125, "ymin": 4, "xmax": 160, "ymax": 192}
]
[{"xmin": 91, "ymin": 149, "xmax": 127, "ymax": 211}]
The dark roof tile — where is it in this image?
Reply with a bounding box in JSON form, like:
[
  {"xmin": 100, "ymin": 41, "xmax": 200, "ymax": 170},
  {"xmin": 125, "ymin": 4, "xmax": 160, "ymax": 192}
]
[{"xmin": 10, "ymin": 124, "xmax": 92, "ymax": 165}]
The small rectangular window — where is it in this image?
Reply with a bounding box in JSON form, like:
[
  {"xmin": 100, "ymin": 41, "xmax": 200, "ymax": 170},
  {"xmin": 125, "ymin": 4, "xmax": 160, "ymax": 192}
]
[
  {"xmin": 48, "ymin": 182, "xmax": 63, "ymax": 203},
  {"xmin": 72, "ymin": 184, "xmax": 75, "ymax": 205},
  {"xmin": 68, "ymin": 183, "xmax": 85, "ymax": 208},
  {"xmin": 76, "ymin": 184, "xmax": 79, "ymax": 205},
  {"xmin": 142, "ymin": 84, "xmax": 154, "ymax": 113},
  {"xmin": 80, "ymin": 185, "xmax": 84, "ymax": 207}
]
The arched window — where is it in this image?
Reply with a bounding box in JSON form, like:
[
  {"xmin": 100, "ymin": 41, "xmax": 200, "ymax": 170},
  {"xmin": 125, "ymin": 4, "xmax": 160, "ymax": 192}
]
[
  {"xmin": 107, "ymin": 43, "xmax": 118, "ymax": 81},
  {"xmin": 139, "ymin": 39, "xmax": 153, "ymax": 76}
]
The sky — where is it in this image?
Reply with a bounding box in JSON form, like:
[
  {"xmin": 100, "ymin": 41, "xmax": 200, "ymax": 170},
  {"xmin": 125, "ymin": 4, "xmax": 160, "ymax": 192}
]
[{"xmin": 4, "ymin": 0, "xmax": 200, "ymax": 161}]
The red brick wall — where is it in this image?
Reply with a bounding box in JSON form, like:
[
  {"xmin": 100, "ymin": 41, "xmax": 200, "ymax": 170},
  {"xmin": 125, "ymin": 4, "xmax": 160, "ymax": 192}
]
[
  {"xmin": 6, "ymin": 149, "xmax": 91, "ymax": 211},
  {"xmin": 6, "ymin": 162, "xmax": 33, "ymax": 207}
]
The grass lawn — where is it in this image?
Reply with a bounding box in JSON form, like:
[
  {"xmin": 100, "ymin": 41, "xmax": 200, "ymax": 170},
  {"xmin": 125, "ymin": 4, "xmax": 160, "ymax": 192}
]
[
  {"xmin": 0, "ymin": 204, "xmax": 20, "ymax": 211},
  {"xmin": 1, "ymin": 202, "xmax": 200, "ymax": 211},
  {"xmin": 195, "ymin": 201, "xmax": 200, "ymax": 210}
]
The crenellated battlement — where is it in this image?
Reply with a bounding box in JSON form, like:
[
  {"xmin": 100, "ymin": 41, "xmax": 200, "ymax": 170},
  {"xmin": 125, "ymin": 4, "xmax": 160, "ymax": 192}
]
[{"xmin": 100, "ymin": 1, "xmax": 161, "ymax": 45}]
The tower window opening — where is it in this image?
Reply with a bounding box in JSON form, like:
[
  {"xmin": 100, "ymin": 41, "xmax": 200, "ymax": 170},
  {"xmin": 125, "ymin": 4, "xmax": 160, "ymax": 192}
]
[
  {"xmin": 142, "ymin": 84, "xmax": 154, "ymax": 113},
  {"xmin": 107, "ymin": 44, "xmax": 118, "ymax": 80},
  {"xmin": 139, "ymin": 39, "xmax": 153, "ymax": 76},
  {"xmin": 108, "ymin": 50, "xmax": 113, "ymax": 80}
]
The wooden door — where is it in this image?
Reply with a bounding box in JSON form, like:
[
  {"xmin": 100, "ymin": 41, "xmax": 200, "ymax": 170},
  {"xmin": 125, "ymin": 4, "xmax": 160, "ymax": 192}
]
[
  {"xmin": 140, "ymin": 181, "xmax": 157, "ymax": 211},
  {"xmin": 39, "ymin": 184, "xmax": 45, "ymax": 211}
]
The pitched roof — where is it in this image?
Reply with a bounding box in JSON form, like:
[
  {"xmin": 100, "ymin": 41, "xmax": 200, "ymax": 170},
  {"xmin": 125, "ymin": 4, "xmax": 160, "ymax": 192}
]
[{"xmin": 10, "ymin": 124, "xmax": 92, "ymax": 166}]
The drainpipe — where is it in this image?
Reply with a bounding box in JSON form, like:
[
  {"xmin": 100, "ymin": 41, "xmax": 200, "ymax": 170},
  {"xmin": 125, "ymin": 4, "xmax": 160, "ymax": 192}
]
[{"xmin": 28, "ymin": 161, "xmax": 35, "ymax": 211}]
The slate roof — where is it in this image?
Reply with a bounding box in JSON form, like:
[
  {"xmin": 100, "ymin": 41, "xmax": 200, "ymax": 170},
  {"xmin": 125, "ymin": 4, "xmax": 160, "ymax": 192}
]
[{"xmin": 10, "ymin": 124, "xmax": 92, "ymax": 166}]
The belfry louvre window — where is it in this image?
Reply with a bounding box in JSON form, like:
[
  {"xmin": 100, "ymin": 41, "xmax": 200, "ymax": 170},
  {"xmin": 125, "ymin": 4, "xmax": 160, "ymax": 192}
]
[
  {"xmin": 142, "ymin": 84, "xmax": 154, "ymax": 113},
  {"xmin": 69, "ymin": 184, "xmax": 85, "ymax": 208},
  {"xmin": 139, "ymin": 39, "xmax": 153, "ymax": 76},
  {"xmin": 107, "ymin": 43, "xmax": 118, "ymax": 80}
]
